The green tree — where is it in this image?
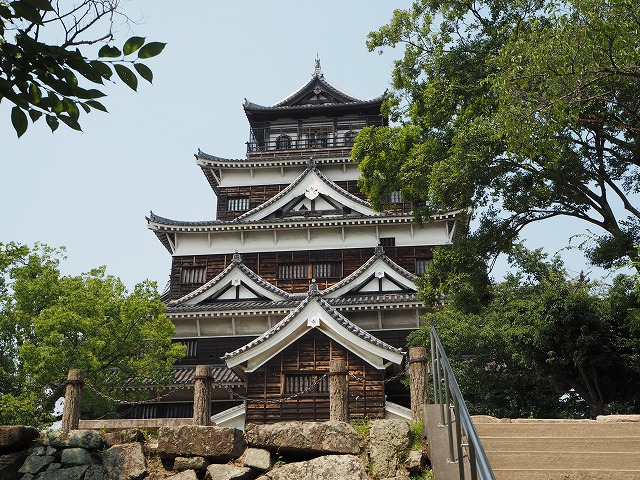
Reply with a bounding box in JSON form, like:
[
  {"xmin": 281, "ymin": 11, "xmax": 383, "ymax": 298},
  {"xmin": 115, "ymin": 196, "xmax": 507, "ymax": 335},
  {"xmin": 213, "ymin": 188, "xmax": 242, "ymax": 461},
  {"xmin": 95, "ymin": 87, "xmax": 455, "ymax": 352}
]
[
  {"xmin": 0, "ymin": 242, "xmax": 185, "ymax": 426},
  {"xmin": 354, "ymin": 0, "xmax": 640, "ymax": 293},
  {"xmin": 409, "ymin": 246, "xmax": 640, "ymax": 418},
  {"xmin": 1, "ymin": 0, "xmax": 165, "ymax": 137}
]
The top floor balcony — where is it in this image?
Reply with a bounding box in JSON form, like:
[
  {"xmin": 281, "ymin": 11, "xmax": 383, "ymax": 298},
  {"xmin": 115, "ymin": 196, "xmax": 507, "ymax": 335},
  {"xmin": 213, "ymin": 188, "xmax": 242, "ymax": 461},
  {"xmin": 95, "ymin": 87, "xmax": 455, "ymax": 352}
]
[{"xmin": 246, "ymin": 116, "xmax": 384, "ymax": 160}]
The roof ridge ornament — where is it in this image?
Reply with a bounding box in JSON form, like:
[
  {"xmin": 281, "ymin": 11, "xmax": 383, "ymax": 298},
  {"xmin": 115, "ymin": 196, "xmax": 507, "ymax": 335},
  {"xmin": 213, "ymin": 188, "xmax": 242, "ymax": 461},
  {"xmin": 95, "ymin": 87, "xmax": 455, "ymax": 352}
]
[
  {"xmin": 232, "ymin": 251, "xmax": 242, "ymax": 264},
  {"xmin": 309, "ymin": 279, "xmax": 319, "ymax": 296},
  {"xmin": 313, "ymin": 55, "xmax": 322, "ymax": 78},
  {"xmin": 307, "ymin": 157, "xmax": 316, "ymax": 169},
  {"xmin": 375, "ymin": 244, "xmax": 385, "ymax": 256}
]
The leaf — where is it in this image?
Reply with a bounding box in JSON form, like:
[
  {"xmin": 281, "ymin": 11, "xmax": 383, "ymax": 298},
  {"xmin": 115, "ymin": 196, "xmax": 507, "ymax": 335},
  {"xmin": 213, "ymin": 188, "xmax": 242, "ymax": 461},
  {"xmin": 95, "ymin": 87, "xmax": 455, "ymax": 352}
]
[
  {"xmin": 28, "ymin": 109, "xmax": 42, "ymax": 122},
  {"xmin": 137, "ymin": 42, "xmax": 166, "ymax": 59},
  {"xmin": 114, "ymin": 64, "xmax": 138, "ymax": 91},
  {"xmin": 21, "ymin": 0, "xmax": 54, "ymax": 11},
  {"xmin": 10, "ymin": 2, "xmax": 43, "ymax": 24},
  {"xmin": 86, "ymin": 100, "xmax": 108, "ymax": 113},
  {"xmin": 11, "ymin": 106, "xmax": 28, "ymax": 137},
  {"xmin": 98, "ymin": 45, "xmax": 121, "ymax": 58},
  {"xmin": 64, "ymin": 100, "xmax": 80, "ymax": 120},
  {"xmin": 29, "ymin": 83, "xmax": 41, "ymax": 103},
  {"xmin": 123, "ymin": 37, "xmax": 145, "ymax": 56},
  {"xmin": 46, "ymin": 115, "xmax": 58, "ymax": 132},
  {"xmin": 134, "ymin": 63, "xmax": 153, "ymax": 83},
  {"xmin": 58, "ymin": 115, "xmax": 82, "ymax": 131},
  {"xmin": 79, "ymin": 103, "xmax": 90, "ymax": 114},
  {"xmin": 90, "ymin": 61, "xmax": 113, "ymax": 80}
]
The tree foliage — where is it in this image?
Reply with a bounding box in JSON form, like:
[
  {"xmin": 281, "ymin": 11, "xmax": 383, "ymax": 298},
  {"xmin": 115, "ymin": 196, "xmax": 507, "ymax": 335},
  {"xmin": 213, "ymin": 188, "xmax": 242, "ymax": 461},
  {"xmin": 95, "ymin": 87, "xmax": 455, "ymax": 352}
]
[
  {"xmin": 354, "ymin": 0, "xmax": 640, "ymax": 287},
  {"xmin": 1, "ymin": 0, "xmax": 165, "ymax": 137},
  {"xmin": 0, "ymin": 243, "xmax": 185, "ymax": 426},
  {"xmin": 409, "ymin": 246, "xmax": 640, "ymax": 418}
]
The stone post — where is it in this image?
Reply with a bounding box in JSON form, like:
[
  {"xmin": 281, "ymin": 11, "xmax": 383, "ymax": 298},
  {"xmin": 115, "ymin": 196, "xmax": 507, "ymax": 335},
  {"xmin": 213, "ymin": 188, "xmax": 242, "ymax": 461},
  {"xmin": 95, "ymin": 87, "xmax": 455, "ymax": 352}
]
[
  {"xmin": 329, "ymin": 359, "xmax": 348, "ymax": 422},
  {"xmin": 61, "ymin": 369, "xmax": 85, "ymax": 434},
  {"xmin": 409, "ymin": 347, "xmax": 428, "ymax": 423},
  {"xmin": 193, "ymin": 364, "xmax": 212, "ymax": 426}
]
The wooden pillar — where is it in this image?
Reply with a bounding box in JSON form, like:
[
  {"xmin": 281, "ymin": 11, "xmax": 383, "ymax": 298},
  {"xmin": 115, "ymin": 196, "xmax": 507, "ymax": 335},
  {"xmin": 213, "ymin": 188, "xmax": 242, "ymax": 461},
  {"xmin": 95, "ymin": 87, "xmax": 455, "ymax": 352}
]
[
  {"xmin": 329, "ymin": 359, "xmax": 348, "ymax": 422},
  {"xmin": 61, "ymin": 369, "xmax": 85, "ymax": 434},
  {"xmin": 193, "ymin": 365, "xmax": 212, "ymax": 426},
  {"xmin": 409, "ymin": 347, "xmax": 428, "ymax": 423}
]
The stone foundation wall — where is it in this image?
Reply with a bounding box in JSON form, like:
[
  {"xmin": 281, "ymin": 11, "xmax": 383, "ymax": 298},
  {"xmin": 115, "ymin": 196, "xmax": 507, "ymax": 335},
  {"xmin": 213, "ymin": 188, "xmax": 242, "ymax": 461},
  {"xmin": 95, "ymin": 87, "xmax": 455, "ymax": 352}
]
[{"xmin": 0, "ymin": 420, "xmax": 428, "ymax": 480}]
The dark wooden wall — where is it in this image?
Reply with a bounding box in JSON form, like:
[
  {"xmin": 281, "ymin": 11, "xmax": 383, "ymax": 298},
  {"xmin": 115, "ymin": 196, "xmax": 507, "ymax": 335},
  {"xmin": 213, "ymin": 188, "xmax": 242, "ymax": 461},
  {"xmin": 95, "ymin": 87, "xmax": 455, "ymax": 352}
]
[
  {"xmin": 245, "ymin": 329, "xmax": 385, "ymax": 424},
  {"xmin": 170, "ymin": 246, "xmax": 431, "ymax": 299}
]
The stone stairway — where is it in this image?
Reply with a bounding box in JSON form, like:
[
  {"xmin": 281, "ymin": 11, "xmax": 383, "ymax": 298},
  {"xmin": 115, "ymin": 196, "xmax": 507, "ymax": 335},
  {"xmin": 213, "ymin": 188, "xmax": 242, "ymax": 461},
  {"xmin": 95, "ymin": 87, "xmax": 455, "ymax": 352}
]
[{"xmin": 473, "ymin": 416, "xmax": 640, "ymax": 480}]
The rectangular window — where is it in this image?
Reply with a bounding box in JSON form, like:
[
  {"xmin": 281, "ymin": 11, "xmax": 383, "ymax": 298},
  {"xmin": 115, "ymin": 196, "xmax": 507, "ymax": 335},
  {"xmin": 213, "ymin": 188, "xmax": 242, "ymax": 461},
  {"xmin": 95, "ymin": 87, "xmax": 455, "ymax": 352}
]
[
  {"xmin": 278, "ymin": 262, "xmax": 342, "ymax": 279},
  {"xmin": 228, "ymin": 196, "xmax": 250, "ymax": 211},
  {"xmin": 181, "ymin": 267, "xmax": 206, "ymax": 284},
  {"xmin": 379, "ymin": 237, "xmax": 396, "ymax": 247},
  {"xmin": 283, "ymin": 373, "xmax": 329, "ymax": 395},
  {"xmin": 176, "ymin": 339, "xmax": 197, "ymax": 357},
  {"xmin": 415, "ymin": 259, "xmax": 432, "ymax": 275},
  {"xmin": 387, "ymin": 191, "xmax": 402, "ymax": 203}
]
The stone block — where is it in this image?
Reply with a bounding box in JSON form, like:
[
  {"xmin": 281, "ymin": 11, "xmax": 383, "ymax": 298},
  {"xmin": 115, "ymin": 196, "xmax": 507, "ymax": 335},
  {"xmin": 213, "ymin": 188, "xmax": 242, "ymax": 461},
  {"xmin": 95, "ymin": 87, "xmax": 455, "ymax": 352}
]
[
  {"xmin": 173, "ymin": 456, "xmax": 209, "ymax": 471},
  {"xmin": 102, "ymin": 429, "xmax": 144, "ymax": 447},
  {"xmin": 38, "ymin": 465, "xmax": 89, "ymax": 480},
  {"xmin": 204, "ymin": 464, "xmax": 257, "ymax": 480},
  {"xmin": 405, "ymin": 450, "xmax": 425, "ymax": 473},
  {"xmin": 0, "ymin": 426, "xmax": 39, "ymax": 453},
  {"xmin": 157, "ymin": 426, "xmax": 246, "ymax": 461},
  {"xmin": 245, "ymin": 421, "xmax": 360, "ymax": 455},
  {"xmin": 102, "ymin": 442, "xmax": 147, "ymax": 480},
  {"xmin": 242, "ymin": 447, "xmax": 272, "ymax": 472},
  {"xmin": 255, "ymin": 454, "xmax": 367, "ymax": 480},
  {"xmin": 18, "ymin": 454, "xmax": 55, "ymax": 474},
  {"xmin": 369, "ymin": 419, "xmax": 412, "ymax": 478},
  {"xmin": 60, "ymin": 447, "xmax": 91, "ymax": 466},
  {"xmin": 169, "ymin": 470, "xmax": 199, "ymax": 480},
  {"xmin": 0, "ymin": 451, "xmax": 29, "ymax": 479},
  {"xmin": 46, "ymin": 430, "xmax": 102, "ymax": 450}
]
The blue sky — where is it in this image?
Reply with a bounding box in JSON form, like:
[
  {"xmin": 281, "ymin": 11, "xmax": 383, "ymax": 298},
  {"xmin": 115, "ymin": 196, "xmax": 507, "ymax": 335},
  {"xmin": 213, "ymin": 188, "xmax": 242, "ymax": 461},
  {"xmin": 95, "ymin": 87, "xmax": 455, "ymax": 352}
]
[{"xmin": 0, "ymin": 1, "xmax": 615, "ymax": 290}]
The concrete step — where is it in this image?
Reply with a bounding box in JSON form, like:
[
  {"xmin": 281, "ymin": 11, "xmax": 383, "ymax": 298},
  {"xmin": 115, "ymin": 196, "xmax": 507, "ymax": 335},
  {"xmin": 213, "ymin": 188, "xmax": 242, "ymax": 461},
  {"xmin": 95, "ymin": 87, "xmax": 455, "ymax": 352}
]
[
  {"xmin": 471, "ymin": 418, "xmax": 640, "ymax": 480},
  {"xmin": 486, "ymin": 451, "xmax": 640, "ymax": 471},
  {"xmin": 480, "ymin": 436, "xmax": 640, "ymax": 452}
]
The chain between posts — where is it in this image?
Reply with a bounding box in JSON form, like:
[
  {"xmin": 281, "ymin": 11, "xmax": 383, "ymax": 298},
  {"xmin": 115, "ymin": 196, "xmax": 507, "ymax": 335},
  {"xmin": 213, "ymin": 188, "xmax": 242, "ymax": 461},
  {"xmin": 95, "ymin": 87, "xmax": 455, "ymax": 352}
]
[
  {"xmin": 81, "ymin": 363, "xmax": 409, "ymax": 407},
  {"xmin": 348, "ymin": 363, "xmax": 410, "ymax": 385}
]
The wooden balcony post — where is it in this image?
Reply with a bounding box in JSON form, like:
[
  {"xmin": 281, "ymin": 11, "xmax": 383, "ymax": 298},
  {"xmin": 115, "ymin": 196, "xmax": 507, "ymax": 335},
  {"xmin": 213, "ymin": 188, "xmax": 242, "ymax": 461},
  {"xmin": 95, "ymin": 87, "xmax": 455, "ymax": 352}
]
[
  {"xmin": 61, "ymin": 369, "xmax": 85, "ymax": 434},
  {"xmin": 329, "ymin": 359, "xmax": 348, "ymax": 422},
  {"xmin": 409, "ymin": 347, "xmax": 428, "ymax": 424},
  {"xmin": 193, "ymin": 365, "xmax": 212, "ymax": 426}
]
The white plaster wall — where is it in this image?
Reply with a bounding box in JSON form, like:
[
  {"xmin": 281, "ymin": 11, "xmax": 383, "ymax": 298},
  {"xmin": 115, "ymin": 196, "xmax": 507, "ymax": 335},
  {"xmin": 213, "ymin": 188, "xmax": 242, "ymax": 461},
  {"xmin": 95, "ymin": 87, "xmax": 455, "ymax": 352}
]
[{"xmin": 171, "ymin": 221, "xmax": 450, "ymax": 256}]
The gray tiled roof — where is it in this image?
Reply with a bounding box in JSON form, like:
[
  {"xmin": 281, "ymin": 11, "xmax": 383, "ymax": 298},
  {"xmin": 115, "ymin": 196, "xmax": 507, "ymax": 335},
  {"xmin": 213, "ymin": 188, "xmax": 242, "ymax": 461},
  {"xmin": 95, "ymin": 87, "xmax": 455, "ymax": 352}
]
[
  {"xmin": 172, "ymin": 365, "xmax": 243, "ymax": 386},
  {"xmin": 222, "ymin": 291, "xmax": 404, "ymax": 361}
]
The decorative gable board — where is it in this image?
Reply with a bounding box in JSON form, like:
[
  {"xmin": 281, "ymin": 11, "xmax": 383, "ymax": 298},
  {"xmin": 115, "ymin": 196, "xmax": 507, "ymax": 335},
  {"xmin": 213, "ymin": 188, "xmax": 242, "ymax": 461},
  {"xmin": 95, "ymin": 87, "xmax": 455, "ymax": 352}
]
[
  {"xmin": 170, "ymin": 264, "xmax": 295, "ymax": 307},
  {"xmin": 224, "ymin": 296, "xmax": 404, "ymax": 372},
  {"xmin": 322, "ymin": 255, "xmax": 417, "ymax": 299},
  {"xmin": 235, "ymin": 167, "xmax": 377, "ymax": 222}
]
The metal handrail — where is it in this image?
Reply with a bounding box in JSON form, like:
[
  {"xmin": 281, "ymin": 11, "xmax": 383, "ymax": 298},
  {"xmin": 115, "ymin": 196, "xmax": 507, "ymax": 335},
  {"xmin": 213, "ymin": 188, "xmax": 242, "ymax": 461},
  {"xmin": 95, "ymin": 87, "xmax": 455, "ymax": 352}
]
[{"xmin": 431, "ymin": 326, "xmax": 496, "ymax": 480}]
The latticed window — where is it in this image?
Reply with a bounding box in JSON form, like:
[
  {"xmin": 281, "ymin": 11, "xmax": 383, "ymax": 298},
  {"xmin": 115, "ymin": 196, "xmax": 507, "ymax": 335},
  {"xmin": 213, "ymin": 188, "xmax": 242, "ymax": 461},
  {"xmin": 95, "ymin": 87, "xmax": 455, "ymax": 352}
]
[
  {"xmin": 177, "ymin": 339, "xmax": 197, "ymax": 357},
  {"xmin": 387, "ymin": 191, "xmax": 402, "ymax": 203},
  {"xmin": 228, "ymin": 196, "xmax": 250, "ymax": 211},
  {"xmin": 278, "ymin": 262, "xmax": 342, "ymax": 279},
  {"xmin": 415, "ymin": 259, "xmax": 432, "ymax": 275},
  {"xmin": 379, "ymin": 237, "xmax": 396, "ymax": 247},
  {"xmin": 283, "ymin": 373, "xmax": 329, "ymax": 395},
  {"xmin": 180, "ymin": 267, "xmax": 206, "ymax": 284}
]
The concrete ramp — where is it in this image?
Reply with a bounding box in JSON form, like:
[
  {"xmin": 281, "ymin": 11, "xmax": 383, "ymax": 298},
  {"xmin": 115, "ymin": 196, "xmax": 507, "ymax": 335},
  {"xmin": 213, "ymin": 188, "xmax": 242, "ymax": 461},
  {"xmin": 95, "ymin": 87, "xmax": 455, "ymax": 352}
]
[{"xmin": 474, "ymin": 416, "xmax": 640, "ymax": 480}]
